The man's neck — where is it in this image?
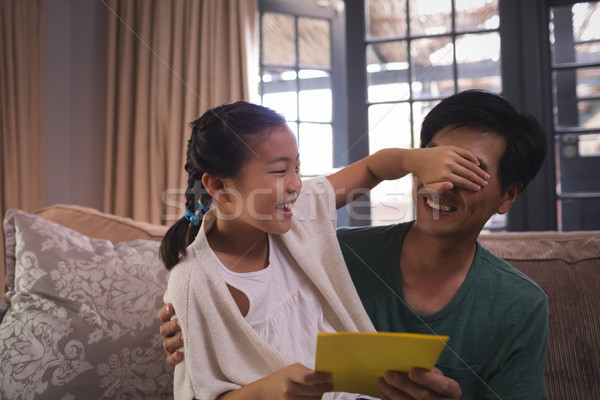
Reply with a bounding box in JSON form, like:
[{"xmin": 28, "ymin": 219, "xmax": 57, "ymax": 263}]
[
  {"xmin": 398, "ymin": 222, "xmax": 478, "ymax": 314},
  {"xmin": 403, "ymin": 222, "xmax": 478, "ymax": 274}
]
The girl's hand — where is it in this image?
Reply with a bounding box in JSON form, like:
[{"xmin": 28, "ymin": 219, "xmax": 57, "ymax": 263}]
[
  {"xmin": 218, "ymin": 363, "xmax": 333, "ymax": 400},
  {"xmin": 407, "ymin": 146, "xmax": 490, "ymax": 193},
  {"xmin": 259, "ymin": 363, "xmax": 334, "ymax": 400},
  {"xmin": 327, "ymin": 145, "xmax": 489, "ymax": 209}
]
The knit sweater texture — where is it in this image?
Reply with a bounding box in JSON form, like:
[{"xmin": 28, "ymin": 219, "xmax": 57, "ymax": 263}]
[{"xmin": 164, "ymin": 176, "xmax": 375, "ymax": 399}]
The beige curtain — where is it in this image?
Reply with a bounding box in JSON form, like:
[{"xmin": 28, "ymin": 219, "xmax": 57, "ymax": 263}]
[
  {"xmin": 0, "ymin": 0, "xmax": 46, "ymax": 218},
  {"xmin": 103, "ymin": 0, "xmax": 259, "ymax": 225}
]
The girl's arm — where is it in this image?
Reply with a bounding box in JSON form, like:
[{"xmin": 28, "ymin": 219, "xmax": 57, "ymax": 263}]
[
  {"xmin": 216, "ymin": 363, "xmax": 333, "ymax": 400},
  {"xmin": 326, "ymin": 146, "xmax": 490, "ymax": 209}
]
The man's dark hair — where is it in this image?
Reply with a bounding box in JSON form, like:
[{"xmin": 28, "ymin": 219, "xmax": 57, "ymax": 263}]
[{"xmin": 420, "ymin": 89, "xmax": 547, "ymax": 193}]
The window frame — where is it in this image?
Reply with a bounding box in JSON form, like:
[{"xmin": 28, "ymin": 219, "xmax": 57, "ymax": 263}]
[{"xmin": 259, "ymin": 0, "xmax": 348, "ymax": 168}]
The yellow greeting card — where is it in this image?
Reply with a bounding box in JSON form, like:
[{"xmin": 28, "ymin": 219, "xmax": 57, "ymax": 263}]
[{"xmin": 314, "ymin": 332, "xmax": 449, "ymax": 397}]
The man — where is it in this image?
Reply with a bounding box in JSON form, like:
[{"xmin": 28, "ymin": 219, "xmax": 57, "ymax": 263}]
[{"xmin": 159, "ymin": 90, "xmax": 549, "ymax": 399}]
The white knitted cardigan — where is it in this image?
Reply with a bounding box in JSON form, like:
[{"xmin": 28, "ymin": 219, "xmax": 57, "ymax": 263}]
[{"xmin": 164, "ymin": 177, "xmax": 376, "ymax": 400}]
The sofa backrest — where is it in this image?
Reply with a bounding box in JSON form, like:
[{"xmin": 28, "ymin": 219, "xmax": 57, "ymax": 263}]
[
  {"xmin": 34, "ymin": 204, "xmax": 169, "ymax": 243},
  {"xmin": 479, "ymin": 231, "xmax": 600, "ymax": 399}
]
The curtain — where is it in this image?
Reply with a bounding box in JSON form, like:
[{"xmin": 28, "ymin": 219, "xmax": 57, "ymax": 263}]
[
  {"xmin": 103, "ymin": 0, "xmax": 259, "ymax": 224},
  {"xmin": 0, "ymin": 0, "xmax": 46, "ymax": 218}
]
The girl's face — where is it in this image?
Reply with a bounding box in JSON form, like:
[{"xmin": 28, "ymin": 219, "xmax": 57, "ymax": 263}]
[{"xmin": 220, "ymin": 125, "xmax": 302, "ymax": 234}]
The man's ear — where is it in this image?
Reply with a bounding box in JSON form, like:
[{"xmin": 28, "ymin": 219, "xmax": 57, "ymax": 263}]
[
  {"xmin": 201, "ymin": 173, "xmax": 229, "ymax": 204},
  {"xmin": 497, "ymin": 182, "xmax": 523, "ymax": 215}
]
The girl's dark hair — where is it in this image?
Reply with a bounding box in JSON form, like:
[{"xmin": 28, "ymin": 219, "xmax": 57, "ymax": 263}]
[
  {"xmin": 159, "ymin": 101, "xmax": 287, "ymax": 270},
  {"xmin": 420, "ymin": 89, "xmax": 547, "ymax": 193}
]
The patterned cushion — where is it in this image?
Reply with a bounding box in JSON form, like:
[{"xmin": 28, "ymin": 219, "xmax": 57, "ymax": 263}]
[{"xmin": 0, "ymin": 209, "xmax": 173, "ymax": 399}]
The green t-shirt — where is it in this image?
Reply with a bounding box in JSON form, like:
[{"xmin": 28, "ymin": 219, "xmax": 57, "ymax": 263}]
[{"xmin": 337, "ymin": 222, "xmax": 548, "ymax": 400}]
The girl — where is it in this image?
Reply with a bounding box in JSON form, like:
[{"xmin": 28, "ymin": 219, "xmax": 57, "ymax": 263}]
[{"xmin": 160, "ymin": 101, "xmax": 488, "ymax": 400}]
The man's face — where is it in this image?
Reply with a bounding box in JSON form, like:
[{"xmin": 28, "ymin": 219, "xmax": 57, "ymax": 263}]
[{"xmin": 413, "ymin": 126, "xmax": 521, "ymax": 241}]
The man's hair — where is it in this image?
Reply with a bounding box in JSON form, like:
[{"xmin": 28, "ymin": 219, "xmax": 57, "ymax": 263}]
[{"xmin": 420, "ymin": 89, "xmax": 547, "ymax": 192}]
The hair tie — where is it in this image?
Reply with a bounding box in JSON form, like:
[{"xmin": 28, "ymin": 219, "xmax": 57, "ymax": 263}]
[
  {"xmin": 199, "ymin": 203, "xmax": 210, "ymax": 213},
  {"xmin": 184, "ymin": 211, "xmax": 200, "ymax": 226}
]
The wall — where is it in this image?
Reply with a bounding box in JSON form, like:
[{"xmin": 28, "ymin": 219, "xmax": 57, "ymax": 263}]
[{"xmin": 45, "ymin": 0, "xmax": 108, "ymax": 211}]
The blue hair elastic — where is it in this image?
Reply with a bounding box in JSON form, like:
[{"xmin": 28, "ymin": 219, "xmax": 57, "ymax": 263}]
[
  {"xmin": 199, "ymin": 203, "xmax": 210, "ymax": 213},
  {"xmin": 184, "ymin": 211, "xmax": 200, "ymax": 226}
]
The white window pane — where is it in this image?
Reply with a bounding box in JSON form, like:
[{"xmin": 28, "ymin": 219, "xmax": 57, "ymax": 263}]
[
  {"xmin": 299, "ymin": 88, "xmax": 332, "ymax": 122},
  {"xmin": 368, "ymin": 82, "xmax": 411, "ymax": 103},
  {"xmin": 262, "ymin": 92, "xmax": 297, "ymax": 122},
  {"xmin": 287, "ymin": 122, "xmax": 299, "ymax": 143},
  {"xmin": 298, "ymin": 123, "xmax": 333, "ymax": 176},
  {"xmin": 412, "ymin": 100, "xmax": 439, "ymax": 147},
  {"xmin": 368, "ymin": 103, "xmax": 412, "ymax": 153}
]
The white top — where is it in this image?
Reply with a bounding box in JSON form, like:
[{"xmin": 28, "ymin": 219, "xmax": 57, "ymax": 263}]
[
  {"xmin": 216, "ymin": 234, "xmax": 337, "ymax": 369},
  {"xmin": 164, "ymin": 177, "xmax": 376, "ymax": 400}
]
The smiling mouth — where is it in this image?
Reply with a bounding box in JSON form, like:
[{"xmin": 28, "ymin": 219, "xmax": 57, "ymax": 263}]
[
  {"xmin": 276, "ymin": 200, "xmax": 295, "ymax": 213},
  {"xmin": 425, "ymin": 197, "xmax": 456, "ymax": 213}
]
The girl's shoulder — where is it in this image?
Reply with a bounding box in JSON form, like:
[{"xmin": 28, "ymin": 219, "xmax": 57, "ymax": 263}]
[
  {"xmin": 293, "ymin": 176, "xmax": 336, "ymax": 225},
  {"xmin": 167, "ymin": 236, "xmax": 213, "ymax": 284},
  {"xmin": 166, "ymin": 252, "xmax": 196, "ymax": 290},
  {"xmin": 299, "ymin": 176, "xmax": 331, "ymax": 194}
]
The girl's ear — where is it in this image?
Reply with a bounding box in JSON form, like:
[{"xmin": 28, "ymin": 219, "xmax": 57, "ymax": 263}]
[{"xmin": 202, "ymin": 173, "xmax": 229, "ymax": 204}]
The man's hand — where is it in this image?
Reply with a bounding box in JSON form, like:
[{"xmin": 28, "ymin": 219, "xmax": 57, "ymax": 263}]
[
  {"xmin": 377, "ymin": 367, "xmax": 462, "ymax": 400},
  {"xmin": 158, "ymin": 303, "xmax": 184, "ymax": 366}
]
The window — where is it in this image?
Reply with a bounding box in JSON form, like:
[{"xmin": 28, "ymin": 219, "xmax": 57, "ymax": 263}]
[
  {"xmin": 258, "ymin": 0, "xmax": 346, "ymax": 177},
  {"xmin": 550, "ymin": 1, "xmax": 600, "ymax": 230}
]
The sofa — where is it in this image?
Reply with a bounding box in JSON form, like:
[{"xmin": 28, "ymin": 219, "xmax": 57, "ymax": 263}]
[{"xmin": 1, "ymin": 204, "xmax": 599, "ymax": 399}]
